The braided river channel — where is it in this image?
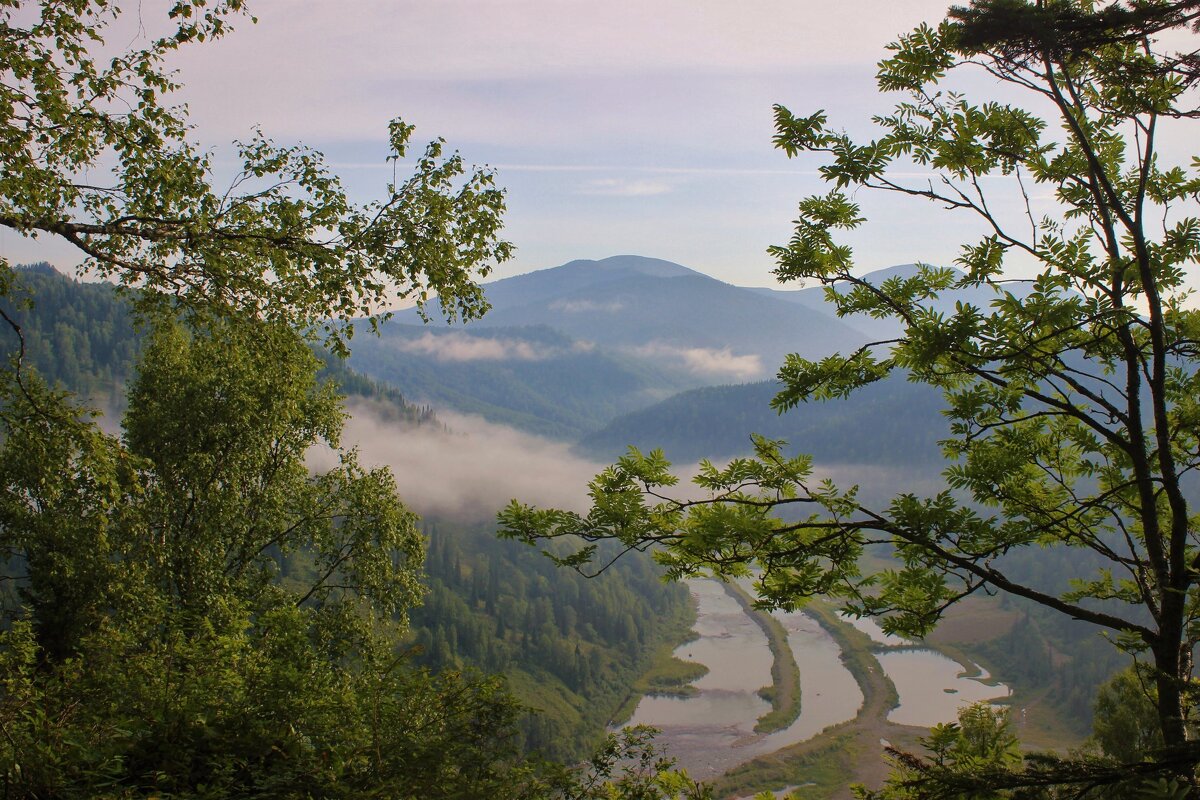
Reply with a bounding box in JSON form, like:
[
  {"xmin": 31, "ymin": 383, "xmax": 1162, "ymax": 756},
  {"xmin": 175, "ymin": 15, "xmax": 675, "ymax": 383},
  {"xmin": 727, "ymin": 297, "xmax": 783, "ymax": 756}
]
[{"xmin": 624, "ymin": 579, "xmax": 1010, "ymax": 780}]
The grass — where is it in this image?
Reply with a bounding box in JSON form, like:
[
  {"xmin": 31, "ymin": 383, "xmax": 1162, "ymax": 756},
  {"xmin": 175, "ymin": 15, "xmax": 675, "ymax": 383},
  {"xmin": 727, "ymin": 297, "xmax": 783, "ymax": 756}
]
[
  {"xmin": 804, "ymin": 599, "xmax": 900, "ymax": 718},
  {"xmin": 711, "ymin": 732, "xmax": 860, "ymax": 800},
  {"xmin": 611, "ymin": 595, "xmax": 707, "ymax": 726},
  {"xmin": 722, "ymin": 581, "xmax": 803, "ymax": 734},
  {"xmin": 637, "ymin": 652, "xmax": 710, "ymax": 696}
]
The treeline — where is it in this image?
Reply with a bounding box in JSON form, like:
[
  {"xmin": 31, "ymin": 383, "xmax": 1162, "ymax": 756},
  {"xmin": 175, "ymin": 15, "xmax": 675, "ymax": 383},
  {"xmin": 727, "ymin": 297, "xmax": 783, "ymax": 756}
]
[
  {"xmin": 2, "ymin": 264, "xmax": 437, "ymax": 426},
  {"xmin": 6, "ymin": 263, "xmax": 691, "ymax": 764},
  {"xmin": 976, "ymin": 544, "xmax": 1134, "ymax": 730},
  {"xmin": 577, "ymin": 375, "xmax": 949, "ymax": 467},
  {"xmin": 3, "ymin": 263, "xmax": 138, "ymax": 405},
  {"xmin": 411, "ymin": 520, "xmax": 690, "ymax": 759}
]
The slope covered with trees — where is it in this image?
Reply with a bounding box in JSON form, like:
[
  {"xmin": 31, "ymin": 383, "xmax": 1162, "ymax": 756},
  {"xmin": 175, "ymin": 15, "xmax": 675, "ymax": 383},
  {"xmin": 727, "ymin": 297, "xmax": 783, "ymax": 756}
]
[
  {"xmin": 578, "ymin": 375, "xmax": 947, "ymax": 467},
  {"xmin": 412, "ymin": 521, "xmax": 690, "ymax": 761},
  {"xmin": 502, "ymin": 0, "xmax": 1200, "ymax": 795},
  {"xmin": 4, "ymin": 264, "xmax": 691, "ymax": 770},
  {"xmin": 0, "ymin": 3, "xmax": 708, "ymax": 798},
  {"xmin": 2, "ymin": 263, "xmax": 437, "ymax": 426}
]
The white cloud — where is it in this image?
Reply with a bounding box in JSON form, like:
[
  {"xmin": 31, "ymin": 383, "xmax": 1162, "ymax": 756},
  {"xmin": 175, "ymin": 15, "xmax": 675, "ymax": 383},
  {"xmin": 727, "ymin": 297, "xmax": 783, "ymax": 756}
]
[
  {"xmin": 389, "ymin": 332, "xmax": 547, "ymax": 362},
  {"xmin": 578, "ymin": 178, "xmax": 672, "ymax": 197},
  {"xmin": 630, "ymin": 342, "xmax": 764, "ymax": 380}
]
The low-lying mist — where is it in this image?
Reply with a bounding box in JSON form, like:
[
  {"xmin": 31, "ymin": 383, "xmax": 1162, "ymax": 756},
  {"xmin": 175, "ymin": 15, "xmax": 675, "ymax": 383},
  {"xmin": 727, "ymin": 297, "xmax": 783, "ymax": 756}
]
[
  {"xmin": 313, "ymin": 402, "xmax": 948, "ymax": 525},
  {"xmin": 313, "ymin": 402, "xmax": 608, "ymax": 521}
]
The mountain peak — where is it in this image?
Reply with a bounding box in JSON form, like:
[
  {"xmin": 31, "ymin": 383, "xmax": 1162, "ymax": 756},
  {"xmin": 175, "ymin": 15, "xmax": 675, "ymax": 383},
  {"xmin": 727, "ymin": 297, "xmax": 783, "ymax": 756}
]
[{"xmin": 587, "ymin": 255, "xmax": 701, "ymax": 278}]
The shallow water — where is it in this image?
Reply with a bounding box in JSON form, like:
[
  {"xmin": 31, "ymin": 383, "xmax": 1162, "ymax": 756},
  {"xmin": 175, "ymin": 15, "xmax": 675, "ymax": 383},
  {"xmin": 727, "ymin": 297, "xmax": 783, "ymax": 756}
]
[
  {"xmin": 839, "ymin": 613, "xmax": 912, "ymax": 647},
  {"xmin": 876, "ymin": 648, "xmax": 1010, "ymax": 727},
  {"xmin": 626, "ymin": 580, "xmax": 861, "ymax": 779}
]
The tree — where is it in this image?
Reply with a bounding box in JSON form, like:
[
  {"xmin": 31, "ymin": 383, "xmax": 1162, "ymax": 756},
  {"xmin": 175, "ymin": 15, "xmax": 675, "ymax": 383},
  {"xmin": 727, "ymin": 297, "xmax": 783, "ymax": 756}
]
[
  {"xmin": 1093, "ymin": 665, "xmax": 1165, "ymax": 765},
  {"xmin": 0, "ymin": 0, "xmax": 512, "ymax": 349},
  {"xmin": 0, "ymin": 317, "xmax": 516, "ymax": 796},
  {"xmin": 500, "ymin": 0, "xmax": 1200, "ymax": 790}
]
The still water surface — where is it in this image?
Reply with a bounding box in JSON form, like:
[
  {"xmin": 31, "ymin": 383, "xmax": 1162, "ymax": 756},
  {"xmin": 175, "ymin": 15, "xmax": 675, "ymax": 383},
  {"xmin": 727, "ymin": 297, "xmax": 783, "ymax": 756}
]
[
  {"xmin": 877, "ymin": 649, "xmax": 1010, "ymax": 727},
  {"xmin": 626, "ymin": 580, "xmax": 860, "ymax": 779},
  {"xmin": 627, "ymin": 580, "xmax": 1009, "ymax": 779}
]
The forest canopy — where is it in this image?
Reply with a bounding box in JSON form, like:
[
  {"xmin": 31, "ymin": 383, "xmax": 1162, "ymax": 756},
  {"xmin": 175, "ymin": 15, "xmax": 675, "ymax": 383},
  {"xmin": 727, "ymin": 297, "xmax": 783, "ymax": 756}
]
[{"xmin": 0, "ymin": 2, "xmax": 711, "ymax": 797}]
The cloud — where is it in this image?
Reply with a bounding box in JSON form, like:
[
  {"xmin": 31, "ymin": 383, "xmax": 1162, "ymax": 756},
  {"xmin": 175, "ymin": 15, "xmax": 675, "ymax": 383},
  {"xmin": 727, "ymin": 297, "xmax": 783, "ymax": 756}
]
[
  {"xmin": 311, "ymin": 405, "xmax": 607, "ymax": 521},
  {"xmin": 389, "ymin": 332, "xmax": 548, "ymax": 362},
  {"xmin": 578, "ymin": 178, "xmax": 672, "ymax": 197},
  {"xmin": 548, "ymin": 299, "xmax": 626, "ymax": 313},
  {"xmin": 630, "ymin": 342, "xmax": 764, "ymax": 380}
]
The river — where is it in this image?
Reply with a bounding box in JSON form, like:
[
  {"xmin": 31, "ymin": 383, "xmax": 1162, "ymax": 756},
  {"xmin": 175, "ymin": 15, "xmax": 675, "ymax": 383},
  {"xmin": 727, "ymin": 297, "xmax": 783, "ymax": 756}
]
[{"xmin": 626, "ymin": 579, "xmax": 1008, "ymax": 780}]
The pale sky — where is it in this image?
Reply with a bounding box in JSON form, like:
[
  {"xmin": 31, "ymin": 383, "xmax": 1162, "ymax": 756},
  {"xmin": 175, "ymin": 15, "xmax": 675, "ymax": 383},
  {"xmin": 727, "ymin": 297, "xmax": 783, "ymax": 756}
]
[{"xmin": 0, "ymin": 1, "xmax": 1134, "ymax": 288}]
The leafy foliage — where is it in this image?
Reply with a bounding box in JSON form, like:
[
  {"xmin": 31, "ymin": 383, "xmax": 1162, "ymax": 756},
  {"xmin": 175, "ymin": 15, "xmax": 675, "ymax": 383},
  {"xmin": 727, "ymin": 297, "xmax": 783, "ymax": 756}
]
[
  {"xmin": 0, "ymin": 2, "xmax": 709, "ymax": 797},
  {"xmin": 0, "ymin": 1, "xmax": 512, "ymax": 350},
  {"xmin": 0, "ymin": 319, "xmax": 511, "ymax": 796},
  {"xmin": 412, "ymin": 520, "xmax": 691, "ymax": 761},
  {"xmin": 500, "ymin": 0, "xmax": 1200, "ymax": 788}
]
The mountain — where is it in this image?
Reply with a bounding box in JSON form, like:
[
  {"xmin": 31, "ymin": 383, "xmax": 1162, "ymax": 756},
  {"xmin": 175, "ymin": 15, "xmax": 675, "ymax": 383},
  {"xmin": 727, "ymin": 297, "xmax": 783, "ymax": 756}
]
[
  {"xmin": 750, "ymin": 263, "xmax": 1037, "ymax": 341},
  {"xmin": 348, "ymin": 257, "xmax": 1044, "ymax": 443},
  {"xmin": 577, "ymin": 373, "xmax": 949, "ymax": 470},
  {"xmin": 344, "ymin": 323, "xmax": 695, "ymax": 439},
  {"xmin": 360, "ymin": 256, "xmax": 877, "ymax": 437},
  {"xmin": 396, "ymin": 255, "xmax": 872, "ymax": 373}
]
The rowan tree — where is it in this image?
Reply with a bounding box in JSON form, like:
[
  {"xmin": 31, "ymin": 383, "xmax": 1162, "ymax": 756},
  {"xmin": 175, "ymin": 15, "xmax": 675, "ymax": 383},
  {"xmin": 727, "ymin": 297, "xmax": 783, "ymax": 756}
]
[{"xmin": 501, "ymin": 0, "xmax": 1200, "ymax": 791}]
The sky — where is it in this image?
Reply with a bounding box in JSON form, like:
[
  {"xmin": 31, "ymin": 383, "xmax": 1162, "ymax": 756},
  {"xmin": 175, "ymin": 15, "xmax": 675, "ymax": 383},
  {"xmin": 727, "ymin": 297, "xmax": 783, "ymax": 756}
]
[{"xmin": 2, "ymin": 0, "xmax": 1006, "ymax": 289}]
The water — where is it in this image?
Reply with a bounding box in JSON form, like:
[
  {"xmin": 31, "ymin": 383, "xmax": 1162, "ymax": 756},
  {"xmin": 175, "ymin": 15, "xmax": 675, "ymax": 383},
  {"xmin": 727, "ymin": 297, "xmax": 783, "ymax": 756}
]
[
  {"xmin": 839, "ymin": 613, "xmax": 912, "ymax": 647},
  {"xmin": 627, "ymin": 580, "xmax": 774, "ymax": 775},
  {"xmin": 625, "ymin": 580, "xmax": 1014, "ymax": 780},
  {"xmin": 876, "ymin": 648, "xmax": 1010, "ymax": 727},
  {"xmin": 626, "ymin": 580, "xmax": 861, "ymax": 779}
]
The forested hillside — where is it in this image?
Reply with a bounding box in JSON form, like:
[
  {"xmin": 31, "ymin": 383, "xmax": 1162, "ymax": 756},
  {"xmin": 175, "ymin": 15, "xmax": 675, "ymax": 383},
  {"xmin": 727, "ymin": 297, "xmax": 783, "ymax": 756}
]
[
  {"xmin": 578, "ymin": 375, "xmax": 948, "ymax": 467},
  {"xmin": 3, "ymin": 264, "xmax": 438, "ymax": 426},
  {"xmin": 6, "ymin": 262, "xmax": 690, "ymax": 764},
  {"xmin": 347, "ymin": 323, "xmax": 692, "ymax": 438},
  {"xmin": 412, "ymin": 521, "xmax": 690, "ymax": 759}
]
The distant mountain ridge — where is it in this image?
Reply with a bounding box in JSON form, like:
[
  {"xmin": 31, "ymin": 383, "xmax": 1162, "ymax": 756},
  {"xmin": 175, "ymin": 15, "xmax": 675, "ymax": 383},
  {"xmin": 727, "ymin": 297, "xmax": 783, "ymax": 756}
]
[
  {"xmin": 358, "ymin": 255, "xmax": 890, "ymax": 436},
  {"xmin": 396, "ymin": 255, "xmax": 872, "ymax": 366},
  {"xmin": 576, "ymin": 374, "xmax": 949, "ymax": 469},
  {"xmin": 348, "ymin": 256, "xmax": 1042, "ymax": 447}
]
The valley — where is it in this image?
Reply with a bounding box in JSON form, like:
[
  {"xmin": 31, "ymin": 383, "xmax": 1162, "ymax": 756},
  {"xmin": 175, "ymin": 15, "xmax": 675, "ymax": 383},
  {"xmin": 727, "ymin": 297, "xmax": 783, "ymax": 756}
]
[
  {"xmin": 2, "ymin": 257, "xmax": 1133, "ymax": 795},
  {"xmin": 4, "ymin": 3, "xmax": 1195, "ymax": 796}
]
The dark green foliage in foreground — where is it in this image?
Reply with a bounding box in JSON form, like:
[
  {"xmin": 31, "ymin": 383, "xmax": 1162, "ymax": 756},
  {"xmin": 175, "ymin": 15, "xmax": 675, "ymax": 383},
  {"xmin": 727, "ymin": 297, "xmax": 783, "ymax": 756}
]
[
  {"xmin": 0, "ymin": 318, "xmax": 705, "ymax": 798},
  {"xmin": 0, "ymin": 318, "xmax": 469, "ymax": 796},
  {"xmin": 412, "ymin": 520, "xmax": 691, "ymax": 760},
  {"xmin": 861, "ymin": 699, "xmax": 1190, "ymax": 799},
  {"xmin": 0, "ymin": 261, "xmax": 696, "ymax": 774}
]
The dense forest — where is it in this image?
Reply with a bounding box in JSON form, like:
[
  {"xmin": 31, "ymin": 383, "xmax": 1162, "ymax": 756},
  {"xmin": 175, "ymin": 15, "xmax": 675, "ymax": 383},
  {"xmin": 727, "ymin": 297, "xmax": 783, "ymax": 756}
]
[
  {"xmin": 412, "ymin": 521, "xmax": 690, "ymax": 759},
  {"xmin": 1, "ymin": 263, "xmax": 691, "ymax": 765},
  {"xmin": 577, "ymin": 377, "xmax": 949, "ymax": 467},
  {"xmin": 3, "ymin": 264, "xmax": 438, "ymax": 427}
]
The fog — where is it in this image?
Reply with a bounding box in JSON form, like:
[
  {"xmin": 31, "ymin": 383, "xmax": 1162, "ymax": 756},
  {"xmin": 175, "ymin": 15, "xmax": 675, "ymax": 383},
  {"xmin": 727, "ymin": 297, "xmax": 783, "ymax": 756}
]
[
  {"xmin": 313, "ymin": 402, "xmax": 609, "ymax": 521},
  {"xmin": 312, "ymin": 401, "xmax": 947, "ymax": 525},
  {"xmin": 627, "ymin": 342, "xmax": 764, "ymax": 380}
]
